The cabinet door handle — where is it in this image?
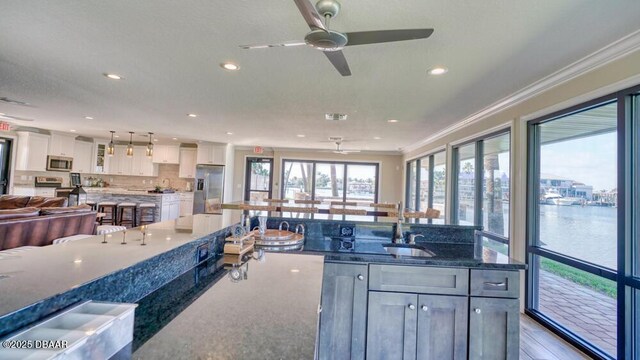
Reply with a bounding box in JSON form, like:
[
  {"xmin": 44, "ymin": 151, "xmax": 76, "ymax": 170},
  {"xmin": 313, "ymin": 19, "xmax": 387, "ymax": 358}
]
[
  {"xmin": 474, "ymin": 308, "xmax": 481, "ymax": 314},
  {"xmin": 484, "ymin": 281, "xmax": 506, "ymax": 287},
  {"xmin": 357, "ymin": 274, "xmax": 364, "ymax": 281},
  {"xmin": 408, "ymin": 304, "xmax": 416, "ymax": 310},
  {"xmin": 421, "ymin": 305, "xmax": 428, "ymax": 311}
]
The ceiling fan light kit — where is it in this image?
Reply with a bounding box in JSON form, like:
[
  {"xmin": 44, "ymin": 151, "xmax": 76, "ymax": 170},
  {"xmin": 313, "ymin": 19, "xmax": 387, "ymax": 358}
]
[{"xmin": 239, "ymin": 0, "xmax": 434, "ymax": 76}]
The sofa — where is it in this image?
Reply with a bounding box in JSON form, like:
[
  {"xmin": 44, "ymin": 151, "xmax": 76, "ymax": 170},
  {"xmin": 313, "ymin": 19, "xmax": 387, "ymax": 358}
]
[{"xmin": 0, "ymin": 195, "xmax": 97, "ymax": 250}]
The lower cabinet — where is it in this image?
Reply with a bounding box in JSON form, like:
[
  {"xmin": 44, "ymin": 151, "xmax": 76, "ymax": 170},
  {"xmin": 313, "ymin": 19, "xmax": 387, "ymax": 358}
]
[
  {"xmin": 367, "ymin": 292, "xmax": 468, "ymax": 360},
  {"xmin": 468, "ymin": 297, "xmax": 520, "ymax": 360},
  {"xmin": 318, "ymin": 263, "xmax": 521, "ymax": 360},
  {"xmin": 318, "ymin": 263, "xmax": 367, "ymax": 360}
]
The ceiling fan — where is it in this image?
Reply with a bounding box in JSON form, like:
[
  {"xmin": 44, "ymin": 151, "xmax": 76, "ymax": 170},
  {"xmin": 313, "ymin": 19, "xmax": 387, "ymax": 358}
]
[
  {"xmin": 329, "ymin": 140, "xmax": 360, "ymax": 154},
  {"xmin": 239, "ymin": 0, "xmax": 434, "ymax": 76},
  {"xmin": 0, "ymin": 112, "xmax": 34, "ymax": 122}
]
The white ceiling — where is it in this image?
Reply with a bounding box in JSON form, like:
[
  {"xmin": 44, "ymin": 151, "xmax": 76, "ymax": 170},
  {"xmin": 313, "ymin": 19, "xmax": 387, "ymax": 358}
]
[{"xmin": 1, "ymin": 0, "xmax": 639, "ymax": 150}]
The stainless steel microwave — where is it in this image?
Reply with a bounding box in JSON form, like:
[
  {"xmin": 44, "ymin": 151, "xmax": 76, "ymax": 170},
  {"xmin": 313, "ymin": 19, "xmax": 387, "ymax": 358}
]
[{"xmin": 46, "ymin": 155, "xmax": 73, "ymax": 172}]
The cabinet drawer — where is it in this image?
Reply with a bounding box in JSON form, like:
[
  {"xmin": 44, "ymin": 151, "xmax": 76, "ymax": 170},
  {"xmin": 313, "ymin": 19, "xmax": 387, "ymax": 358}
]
[
  {"xmin": 369, "ymin": 265, "xmax": 469, "ymax": 295},
  {"xmin": 470, "ymin": 270, "xmax": 519, "ymax": 298}
]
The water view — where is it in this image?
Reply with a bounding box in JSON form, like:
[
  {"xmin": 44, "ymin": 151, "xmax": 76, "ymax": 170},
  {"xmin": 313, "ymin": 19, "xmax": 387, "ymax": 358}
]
[{"xmin": 539, "ymin": 204, "xmax": 617, "ymax": 269}]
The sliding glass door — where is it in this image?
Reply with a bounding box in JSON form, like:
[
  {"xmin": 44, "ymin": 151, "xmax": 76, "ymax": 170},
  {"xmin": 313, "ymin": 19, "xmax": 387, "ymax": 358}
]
[
  {"xmin": 527, "ymin": 88, "xmax": 640, "ymax": 359},
  {"xmin": 282, "ymin": 160, "xmax": 379, "ymax": 202}
]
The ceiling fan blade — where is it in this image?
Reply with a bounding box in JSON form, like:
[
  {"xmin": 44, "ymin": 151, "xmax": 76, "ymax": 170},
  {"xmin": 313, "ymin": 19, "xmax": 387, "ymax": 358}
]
[
  {"xmin": 0, "ymin": 113, "xmax": 34, "ymax": 121},
  {"xmin": 345, "ymin": 29, "xmax": 434, "ymax": 46},
  {"xmin": 293, "ymin": 0, "xmax": 327, "ymax": 31},
  {"xmin": 239, "ymin": 41, "xmax": 307, "ymax": 50},
  {"xmin": 324, "ymin": 50, "xmax": 351, "ymax": 76}
]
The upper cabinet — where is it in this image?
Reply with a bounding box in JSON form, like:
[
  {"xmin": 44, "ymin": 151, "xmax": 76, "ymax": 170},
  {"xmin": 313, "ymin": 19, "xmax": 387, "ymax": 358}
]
[
  {"xmin": 152, "ymin": 145, "xmax": 180, "ymax": 164},
  {"xmin": 196, "ymin": 143, "xmax": 226, "ymax": 165},
  {"xmin": 15, "ymin": 131, "xmax": 49, "ymax": 171},
  {"xmin": 92, "ymin": 140, "xmax": 110, "ymax": 174},
  {"xmin": 132, "ymin": 146, "xmax": 158, "ymax": 177},
  {"xmin": 178, "ymin": 148, "xmax": 197, "ymax": 178},
  {"xmin": 48, "ymin": 133, "xmax": 76, "ymax": 157},
  {"xmin": 72, "ymin": 140, "xmax": 93, "ymax": 173}
]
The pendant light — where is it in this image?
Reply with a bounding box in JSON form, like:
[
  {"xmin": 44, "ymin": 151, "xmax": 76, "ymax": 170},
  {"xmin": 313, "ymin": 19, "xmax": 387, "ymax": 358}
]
[
  {"xmin": 126, "ymin": 131, "xmax": 134, "ymax": 157},
  {"xmin": 146, "ymin": 132, "xmax": 154, "ymax": 157},
  {"xmin": 107, "ymin": 131, "xmax": 115, "ymax": 156}
]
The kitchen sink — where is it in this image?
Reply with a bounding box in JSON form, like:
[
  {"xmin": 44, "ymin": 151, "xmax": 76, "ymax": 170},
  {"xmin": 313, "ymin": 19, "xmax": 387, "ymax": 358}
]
[{"xmin": 382, "ymin": 243, "xmax": 436, "ymax": 258}]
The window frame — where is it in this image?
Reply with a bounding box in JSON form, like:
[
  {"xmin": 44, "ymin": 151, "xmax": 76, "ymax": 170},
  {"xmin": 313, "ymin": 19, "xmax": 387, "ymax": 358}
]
[
  {"xmin": 451, "ymin": 129, "xmax": 511, "ymax": 242},
  {"xmin": 405, "ymin": 149, "xmax": 446, "ymax": 224},
  {"xmin": 280, "ymin": 159, "xmax": 380, "ymax": 203},
  {"xmin": 525, "ymin": 84, "xmax": 640, "ymax": 360}
]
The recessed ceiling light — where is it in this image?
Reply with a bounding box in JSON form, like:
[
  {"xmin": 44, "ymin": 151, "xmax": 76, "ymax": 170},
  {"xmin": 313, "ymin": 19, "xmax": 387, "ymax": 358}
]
[
  {"xmin": 187, "ymin": 113, "xmax": 197, "ymax": 118},
  {"xmin": 296, "ymin": 134, "xmax": 305, "ymax": 138},
  {"xmin": 290, "ymin": 269, "xmax": 300, "ymax": 273},
  {"xmin": 70, "ymin": 129, "xmax": 77, "ymax": 132},
  {"xmin": 153, "ymin": 138, "xmax": 159, "ymax": 142},
  {"xmin": 114, "ymin": 135, "xmax": 120, "ymax": 138},
  {"xmin": 428, "ymin": 67, "xmax": 448, "ymax": 75},
  {"xmin": 226, "ymin": 132, "xmax": 234, "ymax": 135},
  {"xmin": 172, "ymin": 137, "xmax": 178, "ymax": 140},
  {"xmin": 73, "ymin": 259, "xmax": 82, "ymax": 264},
  {"xmin": 373, "ymin": 136, "xmax": 381, "ymax": 140},
  {"xmin": 84, "ymin": 116, "xmax": 94, "ymax": 120},
  {"xmin": 220, "ymin": 62, "xmax": 240, "ymax": 71},
  {"xmin": 104, "ymin": 73, "xmax": 123, "ymax": 80},
  {"xmin": 387, "ymin": 119, "xmax": 399, "ymax": 123}
]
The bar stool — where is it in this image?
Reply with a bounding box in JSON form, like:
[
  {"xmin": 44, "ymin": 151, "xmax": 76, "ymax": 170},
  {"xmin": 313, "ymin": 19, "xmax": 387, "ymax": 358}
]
[
  {"xmin": 117, "ymin": 202, "xmax": 137, "ymax": 228},
  {"xmin": 138, "ymin": 203, "xmax": 157, "ymax": 226},
  {"xmin": 97, "ymin": 202, "xmax": 117, "ymax": 225},
  {"xmin": 86, "ymin": 201, "xmax": 97, "ymax": 211}
]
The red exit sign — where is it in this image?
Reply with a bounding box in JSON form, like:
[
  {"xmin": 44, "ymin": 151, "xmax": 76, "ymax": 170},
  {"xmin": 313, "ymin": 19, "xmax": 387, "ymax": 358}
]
[
  {"xmin": 253, "ymin": 146, "xmax": 263, "ymax": 154},
  {"xmin": 0, "ymin": 122, "xmax": 10, "ymax": 132}
]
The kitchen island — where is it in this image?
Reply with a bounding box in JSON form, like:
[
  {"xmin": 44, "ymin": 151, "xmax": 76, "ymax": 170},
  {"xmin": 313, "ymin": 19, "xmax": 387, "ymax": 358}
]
[
  {"xmin": 85, "ymin": 187, "xmax": 183, "ymax": 222},
  {"xmin": 0, "ymin": 210, "xmax": 525, "ymax": 359}
]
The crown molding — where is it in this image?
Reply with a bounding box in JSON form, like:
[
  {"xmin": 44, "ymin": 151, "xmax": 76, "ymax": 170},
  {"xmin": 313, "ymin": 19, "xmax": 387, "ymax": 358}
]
[{"xmin": 402, "ymin": 29, "xmax": 640, "ymax": 155}]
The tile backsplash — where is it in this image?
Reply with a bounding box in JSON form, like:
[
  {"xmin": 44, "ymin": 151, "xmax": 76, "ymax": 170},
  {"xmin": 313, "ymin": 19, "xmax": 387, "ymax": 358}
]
[{"xmin": 14, "ymin": 164, "xmax": 194, "ymax": 191}]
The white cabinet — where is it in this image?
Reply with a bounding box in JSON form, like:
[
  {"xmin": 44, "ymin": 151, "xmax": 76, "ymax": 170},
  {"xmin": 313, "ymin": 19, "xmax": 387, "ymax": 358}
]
[
  {"xmin": 15, "ymin": 131, "xmax": 49, "ymax": 171},
  {"xmin": 48, "ymin": 133, "xmax": 76, "ymax": 157},
  {"xmin": 72, "ymin": 140, "xmax": 93, "ymax": 173},
  {"xmin": 196, "ymin": 143, "xmax": 225, "ymax": 165},
  {"xmin": 92, "ymin": 140, "xmax": 110, "ymax": 174},
  {"xmin": 132, "ymin": 146, "xmax": 158, "ymax": 176},
  {"xmin": 35, "ymin": 188, "xmax": 56, "ymax": 197},
  {"xmin": 108, "ymin": 145, "xmax": 133, "ymax": 175},
  {"xmin": 179, "ymin": 192, "xmax": 194, "ymax": 216},
  {"xmin": 152, "ymin": 145, "xmax": 180, "ymax": 164},
  {"xmin": 178, "ymin": 148, "xmax": 197, "ymax": 178},
  {"xmin": 160, "ymin": 194, "xmax": 181, "ymax": 220},
  {"xmin": 12, "ymin": 186, "xmax": 36, "ymax": 196}
]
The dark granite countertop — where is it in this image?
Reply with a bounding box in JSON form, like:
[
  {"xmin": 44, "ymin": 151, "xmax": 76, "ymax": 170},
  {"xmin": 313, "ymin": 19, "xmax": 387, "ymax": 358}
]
[{"xmin": 133, "ymin": 252, "xmax": 324, "ymax": 360}]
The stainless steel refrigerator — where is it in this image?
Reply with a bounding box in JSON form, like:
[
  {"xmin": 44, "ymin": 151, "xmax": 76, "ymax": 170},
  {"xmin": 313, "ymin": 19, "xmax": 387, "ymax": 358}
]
[{"xmin": 193, "ymin": 164, "xmax": 225, "ymax": 215}]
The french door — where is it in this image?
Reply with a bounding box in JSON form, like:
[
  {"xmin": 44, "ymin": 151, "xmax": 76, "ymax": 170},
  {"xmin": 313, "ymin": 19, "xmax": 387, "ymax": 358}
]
[{"xmin": 244, "ymin": 157, "xmax": 273, "ymax": 201}]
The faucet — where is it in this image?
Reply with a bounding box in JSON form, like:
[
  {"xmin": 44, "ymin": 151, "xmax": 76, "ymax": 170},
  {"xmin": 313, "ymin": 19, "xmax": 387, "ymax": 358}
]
[
  {"xmin": 393, "ymin": 201, "xmax": 405, "ymax": 244},
  {"xmin": 408, "ymin": 234, "xmax": 425, "ymax": 245},
  {"xmin": 295, "ymin": 224, "xmax": 305, "ymax": 235},
  {"xmin": 279, "ymin": 221, "xmax": 290, "ymax": 232}
]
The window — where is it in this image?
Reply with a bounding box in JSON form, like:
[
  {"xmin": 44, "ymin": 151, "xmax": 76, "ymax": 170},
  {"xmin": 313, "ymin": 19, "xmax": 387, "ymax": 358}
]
[
  {"xmin": 452, "ymin": 131, "xmax": 511, "ymax": 239},
  {"xmin": 282, "ymin": 161, "xmax": 314, "ymax": 200},
  {"xmin": 281, "ymin": 160, "xmax": 379, "ymax": 203},
  {"xmin": 527, "ymin": 100, "xmax": 621, "ymax": 359},
  {"xmin": 482, "ymin": 133, "xmax": 510, "ymax": 238},
  {"xmin": 404, "ymin": 150, "xmax": 446, "ymax": 223},
  {"xmin": 346, "ymin": 164, "xmax": 377, "ymax": 202},
  {"xmin": 454, "ymin": 143, "xmax": 476, "ymax": 226}
]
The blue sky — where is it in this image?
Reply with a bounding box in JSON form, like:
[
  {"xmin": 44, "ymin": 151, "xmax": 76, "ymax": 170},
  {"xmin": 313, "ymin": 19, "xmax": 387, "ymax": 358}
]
[{"xmin": 541, "ymin": 132, "xmax": 617, "ymax": 191}]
